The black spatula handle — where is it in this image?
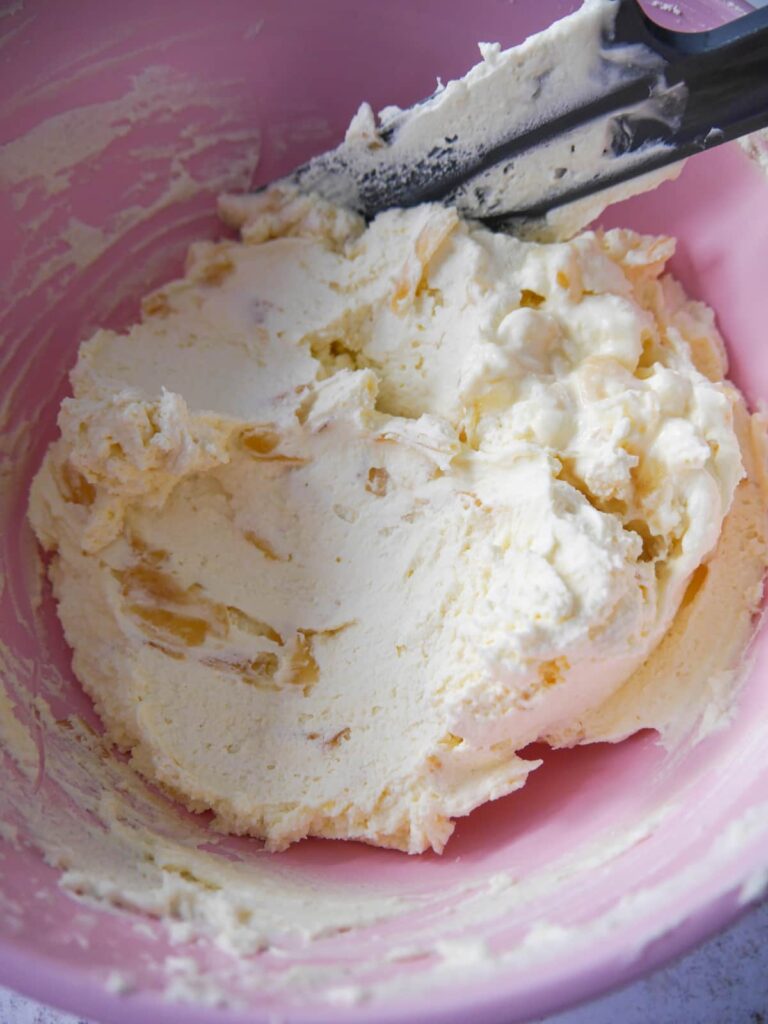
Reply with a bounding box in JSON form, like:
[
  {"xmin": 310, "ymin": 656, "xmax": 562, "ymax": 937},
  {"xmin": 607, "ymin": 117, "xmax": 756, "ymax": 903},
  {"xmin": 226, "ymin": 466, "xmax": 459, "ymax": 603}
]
[
  {"xmin": 611, "ymin": 0, "xmax": 768, "ymax": 154},
  {"xmin": 503, "ymin": 0, "xmax": 768, "ymax": 222}
]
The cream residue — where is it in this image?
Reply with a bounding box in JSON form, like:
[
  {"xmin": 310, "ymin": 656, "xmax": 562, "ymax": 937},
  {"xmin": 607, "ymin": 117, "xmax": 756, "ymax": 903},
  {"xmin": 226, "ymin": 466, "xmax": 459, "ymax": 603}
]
[{"xmin": 740, "ymin": 128, "xmax": 768, "ymax": 181}]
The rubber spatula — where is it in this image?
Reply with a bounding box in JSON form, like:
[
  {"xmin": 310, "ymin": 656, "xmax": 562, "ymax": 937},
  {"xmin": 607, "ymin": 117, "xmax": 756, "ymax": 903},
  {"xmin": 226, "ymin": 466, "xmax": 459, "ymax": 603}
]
[{"xmin": 281, "ymin": 0, "xmax": 768, "ymax": 234}]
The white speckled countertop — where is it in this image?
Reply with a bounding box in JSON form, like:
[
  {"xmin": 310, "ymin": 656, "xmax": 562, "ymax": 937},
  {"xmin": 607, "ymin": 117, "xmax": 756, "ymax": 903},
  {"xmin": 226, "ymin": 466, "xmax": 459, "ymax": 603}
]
[{"xmin": 3, "ymin": 898, "xmax": 766, "ymax": 1024}]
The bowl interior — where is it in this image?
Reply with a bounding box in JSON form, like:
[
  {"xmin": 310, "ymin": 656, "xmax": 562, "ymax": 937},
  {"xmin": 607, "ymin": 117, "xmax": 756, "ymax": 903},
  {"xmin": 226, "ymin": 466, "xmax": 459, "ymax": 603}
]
[{"xmin": 1, "ymin": 2, "xmax": 767, "ymax": 1023}]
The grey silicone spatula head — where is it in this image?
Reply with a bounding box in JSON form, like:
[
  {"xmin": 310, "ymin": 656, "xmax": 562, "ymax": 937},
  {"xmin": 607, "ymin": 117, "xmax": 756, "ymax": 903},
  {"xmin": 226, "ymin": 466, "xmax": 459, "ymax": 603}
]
[{"xmin": 281, "ymin": 0, "xmax": 768, "ymax": 234}]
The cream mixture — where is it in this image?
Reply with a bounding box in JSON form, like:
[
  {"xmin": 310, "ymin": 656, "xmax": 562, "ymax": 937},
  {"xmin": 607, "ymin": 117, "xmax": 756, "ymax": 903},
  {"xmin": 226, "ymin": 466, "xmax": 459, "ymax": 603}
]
[{"xmin": 28, "ymin": 185, "xmax": 762, "ymax": 853}]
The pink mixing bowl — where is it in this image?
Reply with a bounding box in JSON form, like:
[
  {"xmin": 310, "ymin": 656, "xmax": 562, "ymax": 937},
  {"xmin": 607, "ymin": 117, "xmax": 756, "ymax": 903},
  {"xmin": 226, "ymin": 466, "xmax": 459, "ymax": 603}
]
[{"xmin": 1, "ymin": 2, "xmax": 767, "ymax": 1021}]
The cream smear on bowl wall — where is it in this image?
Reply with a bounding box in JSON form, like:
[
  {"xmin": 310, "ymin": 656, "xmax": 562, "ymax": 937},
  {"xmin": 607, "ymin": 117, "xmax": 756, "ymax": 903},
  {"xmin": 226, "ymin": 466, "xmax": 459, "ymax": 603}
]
[{"xmin": 2, "ymin": 0, "xmax": 768, "ymax": 1020}]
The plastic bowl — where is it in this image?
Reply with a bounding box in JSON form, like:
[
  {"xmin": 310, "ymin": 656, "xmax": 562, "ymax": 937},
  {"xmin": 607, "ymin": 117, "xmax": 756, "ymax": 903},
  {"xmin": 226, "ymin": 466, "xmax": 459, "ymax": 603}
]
[{"xmin": 1, "ymin": 2, "xmax": 767, "ymax": 1022}]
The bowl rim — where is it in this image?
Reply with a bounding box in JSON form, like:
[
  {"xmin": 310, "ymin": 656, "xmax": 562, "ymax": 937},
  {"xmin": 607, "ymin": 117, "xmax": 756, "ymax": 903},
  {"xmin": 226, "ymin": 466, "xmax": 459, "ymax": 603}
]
[{"xmin": 0, "ymin": 869, "xmax": 765, "ymax": 1024}]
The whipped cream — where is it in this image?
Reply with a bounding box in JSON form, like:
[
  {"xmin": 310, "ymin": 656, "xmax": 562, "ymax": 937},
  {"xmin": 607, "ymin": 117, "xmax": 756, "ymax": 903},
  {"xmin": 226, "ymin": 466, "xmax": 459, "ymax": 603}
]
[{"xmin": 28, "ymin": 188, "xmax": 746, "ymax": 853}]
